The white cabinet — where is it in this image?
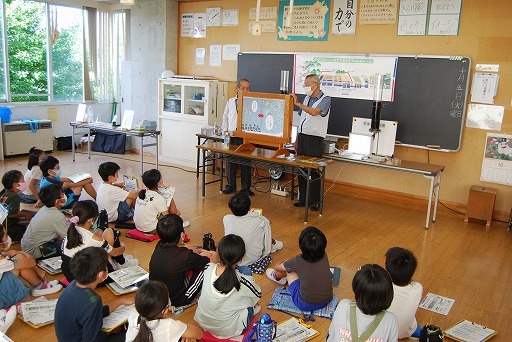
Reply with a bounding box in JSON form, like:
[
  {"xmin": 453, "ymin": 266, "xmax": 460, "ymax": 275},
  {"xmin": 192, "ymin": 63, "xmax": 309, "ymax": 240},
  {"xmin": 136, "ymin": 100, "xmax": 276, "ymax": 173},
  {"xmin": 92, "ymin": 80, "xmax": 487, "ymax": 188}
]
[{"xmin": 158, "ymin": 78, "xmax": 227, "ymax": 168}]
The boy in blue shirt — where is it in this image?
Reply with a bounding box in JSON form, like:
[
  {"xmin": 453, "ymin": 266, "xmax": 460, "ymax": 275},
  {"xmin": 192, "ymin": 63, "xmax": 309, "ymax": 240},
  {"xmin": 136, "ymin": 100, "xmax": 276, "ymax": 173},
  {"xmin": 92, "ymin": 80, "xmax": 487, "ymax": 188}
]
[
  {"xmin": 39, "ymin": 156, "xmax": 96, "ymax": 209},
  {"xmin": 54, "ymin": 247, "xmax": 133, "ymax": 341}
]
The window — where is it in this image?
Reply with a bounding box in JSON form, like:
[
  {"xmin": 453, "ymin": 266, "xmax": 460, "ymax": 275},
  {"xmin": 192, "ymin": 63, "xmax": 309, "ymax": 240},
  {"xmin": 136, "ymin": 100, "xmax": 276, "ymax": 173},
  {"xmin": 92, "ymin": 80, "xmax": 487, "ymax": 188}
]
[{"xmin": 0, "ymin": 0, "xmax": 126, "ymax": 103}]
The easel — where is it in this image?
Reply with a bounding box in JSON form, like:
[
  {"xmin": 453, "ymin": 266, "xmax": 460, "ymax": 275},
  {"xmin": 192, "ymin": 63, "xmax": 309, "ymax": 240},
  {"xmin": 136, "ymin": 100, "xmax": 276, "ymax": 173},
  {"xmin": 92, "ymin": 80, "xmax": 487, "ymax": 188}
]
[{"xmin": 234, "ymin": 91, "xmax": 294, "ymax": 158}]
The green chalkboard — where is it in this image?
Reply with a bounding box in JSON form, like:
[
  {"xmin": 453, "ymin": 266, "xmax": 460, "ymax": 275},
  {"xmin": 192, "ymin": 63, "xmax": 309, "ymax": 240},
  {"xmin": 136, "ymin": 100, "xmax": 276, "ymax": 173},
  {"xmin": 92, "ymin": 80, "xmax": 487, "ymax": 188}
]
[{"xmin": 238, "ymin": 53, "xmax": 470, "ymax": 151}]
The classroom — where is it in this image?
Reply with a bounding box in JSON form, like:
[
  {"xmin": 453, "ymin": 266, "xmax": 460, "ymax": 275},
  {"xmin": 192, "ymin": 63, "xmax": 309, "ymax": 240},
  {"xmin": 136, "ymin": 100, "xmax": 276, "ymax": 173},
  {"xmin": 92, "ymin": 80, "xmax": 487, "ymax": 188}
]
[{"xmin": 0, "ymin": 0, "xmax": 511, "ymax": 341}]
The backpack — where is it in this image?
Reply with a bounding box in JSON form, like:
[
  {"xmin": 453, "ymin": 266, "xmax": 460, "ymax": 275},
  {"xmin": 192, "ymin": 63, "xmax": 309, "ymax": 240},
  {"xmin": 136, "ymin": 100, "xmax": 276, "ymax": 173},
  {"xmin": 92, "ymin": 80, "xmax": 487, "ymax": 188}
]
[
  {"xmin": 243, "ymin": 313, "xmax": 277, "ymax": 342},
  {"xmin": 202, "ymin": 232, "xmax": 216, "ymax": 251},
  {"xmin": 419, "ymin": 324, "xmax": 444, "ymax": 342}
]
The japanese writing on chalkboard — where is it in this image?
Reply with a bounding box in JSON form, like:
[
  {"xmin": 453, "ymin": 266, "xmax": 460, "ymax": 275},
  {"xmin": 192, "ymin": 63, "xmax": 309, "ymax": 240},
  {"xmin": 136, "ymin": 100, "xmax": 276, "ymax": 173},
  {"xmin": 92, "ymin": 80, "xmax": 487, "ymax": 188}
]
[
  {"xmin": 450, "ymin": 66, "xmax": 467, "ymax": 118},
  {"xmin": 332, "ymin": 0, "xmax": 358, "ymax": 35}
]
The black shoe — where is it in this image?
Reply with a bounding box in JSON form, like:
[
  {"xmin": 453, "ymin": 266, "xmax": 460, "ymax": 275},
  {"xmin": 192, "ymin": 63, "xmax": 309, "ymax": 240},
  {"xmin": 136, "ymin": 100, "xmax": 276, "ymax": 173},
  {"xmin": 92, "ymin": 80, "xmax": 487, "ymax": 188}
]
[
  {"xmin": 222, "ymin": 187, "xmax": 235, "ymax": 194},
  {"xmin": 310, "ymin": 205, "xmax": 320, "ymax": 211},
  {"xmin": 293, "ymin": 202, "xmax": 305, "ymax": 207}
]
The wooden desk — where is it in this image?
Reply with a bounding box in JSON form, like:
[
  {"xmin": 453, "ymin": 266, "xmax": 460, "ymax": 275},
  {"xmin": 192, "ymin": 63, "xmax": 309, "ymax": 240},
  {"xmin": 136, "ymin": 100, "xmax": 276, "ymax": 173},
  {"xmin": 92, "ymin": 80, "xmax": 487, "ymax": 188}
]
[
  {"xmin": 197, "ymin": 141, "xmax": 333, "ymax": 222},
  {"xmin": 70, "ymin": 122, "xmax": 161, "ymax": 175},
  {"xmin": 327, "ymin": 154, "xmax": 445, "ymax": 229}
]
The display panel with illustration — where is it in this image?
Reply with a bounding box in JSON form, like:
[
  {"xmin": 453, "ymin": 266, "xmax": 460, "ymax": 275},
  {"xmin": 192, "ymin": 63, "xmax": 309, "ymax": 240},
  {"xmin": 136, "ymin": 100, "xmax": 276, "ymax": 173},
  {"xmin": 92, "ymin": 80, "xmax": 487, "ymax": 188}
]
[{"xmin": 235, "ymin": 92, "xmax": 293, "ymax": 147}]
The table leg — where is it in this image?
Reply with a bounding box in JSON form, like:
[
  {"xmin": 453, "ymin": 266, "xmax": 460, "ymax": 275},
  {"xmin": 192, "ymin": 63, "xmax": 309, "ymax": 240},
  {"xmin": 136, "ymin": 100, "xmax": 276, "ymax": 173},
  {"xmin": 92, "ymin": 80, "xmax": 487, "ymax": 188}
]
[
  {"xmin": 196, "ymin": 136, "xmax": 201, "ymax": 178},
  {"xmin": 219, "ymin": 154, "xmax": 224, "ymax": 192},
  {"xmin": 140, "ymin": 136, "xmax": 144, "ymax": 176},
  {"xmin": 202, "ymin": 149, "xmax": 206, "ymax": 197},
  {"xmin": 156, "ymin": 135, "xmax": 159, "ymax": 171},
  {"xmin": 71, "ymin": 126, "xmax": 76, "ymax": 162},
  {"xmin": 425, "ymin": 175, "xmax": 435, "ymax": 229},
  {"xmin": 319, "ymin": 167, "xmax": 325, "ymax": 215},
  {"xmin": 291, "ymin": 172, "xmax": 295, "ymax": 200},
  {"xmin": 304, "ymin": 168, "xmax": 311, "ymax": 223},
  {"xmin": 87, "ymin": 127, "xmax": 91, "ymax": 159},
  {"xmin": 432, "ymin": 172, "xmax": 441, "ymax": 222}
]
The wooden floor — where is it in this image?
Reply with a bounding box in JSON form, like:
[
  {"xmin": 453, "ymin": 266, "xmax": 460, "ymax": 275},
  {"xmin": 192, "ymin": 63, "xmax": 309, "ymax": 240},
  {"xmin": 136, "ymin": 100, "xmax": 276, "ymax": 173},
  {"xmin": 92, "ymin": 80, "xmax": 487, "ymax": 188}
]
[{"xmin": 3, "ymin": 149, "xmax": 511, "ymax": 341}]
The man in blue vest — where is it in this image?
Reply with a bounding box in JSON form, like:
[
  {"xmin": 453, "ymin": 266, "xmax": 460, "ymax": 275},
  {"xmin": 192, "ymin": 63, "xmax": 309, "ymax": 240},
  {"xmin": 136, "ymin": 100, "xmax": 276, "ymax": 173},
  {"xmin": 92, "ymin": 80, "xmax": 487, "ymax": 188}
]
[{"xmin": 290, "ymin": 74, "xmax": 331, "ymax": 210}]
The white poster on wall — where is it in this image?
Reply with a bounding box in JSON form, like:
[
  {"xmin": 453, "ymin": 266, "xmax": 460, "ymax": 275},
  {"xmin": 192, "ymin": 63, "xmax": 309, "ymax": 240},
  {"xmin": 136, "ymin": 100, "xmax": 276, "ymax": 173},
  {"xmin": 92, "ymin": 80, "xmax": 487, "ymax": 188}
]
[
  {"xmin": 397, "ymin": 0, "xmax": 428, "ymax": 35},
  {"xmin": 222, "ymin": 45, "xmax": 240, "ymax": 61},
  {"xmin": 332, "ymin": 0, "xmax": 358, "ymax": 36},
  {"xmin": 209, "ymin": 45, "xmax": 222, "ymax": 67},
  {"xmin": 181, "ymin": 13, "xmax": 194, "ymax": 37},
  {"xmin": 294, "ymin": 54, "xmax": 397, "ymax": 101},
  {"xmin": 193, "ymin": 13, "xmax": 207, "ymax": 38},
  {"xmin": 466, "ymin": 104, "xmax": 504, "ymax": 131},
  {"xmin": 428, "ymin": 0, "xmax": 462, "ymax": 36},
  {"xmin": 196, "ymin": 48, "xmax": 205, "ymax": 65}
]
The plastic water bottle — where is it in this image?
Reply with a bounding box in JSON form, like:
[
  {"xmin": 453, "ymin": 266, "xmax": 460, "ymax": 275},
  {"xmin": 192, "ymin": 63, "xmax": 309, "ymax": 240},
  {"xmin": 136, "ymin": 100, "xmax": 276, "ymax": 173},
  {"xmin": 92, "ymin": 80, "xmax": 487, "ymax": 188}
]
[
  {"xmin": 256, "ymin": 314, "xmax": 276, "ymax": 342},
  {"xmin": 223, "ymin": 132, "xmax": 230, "ymax": 150},
  {"xmin": 86, "ymin": 106, "xmax": 93, "ymax": 123},
  {"xmin": 260, "ymin": 313, "xmax": 271, "ymax": 324}
]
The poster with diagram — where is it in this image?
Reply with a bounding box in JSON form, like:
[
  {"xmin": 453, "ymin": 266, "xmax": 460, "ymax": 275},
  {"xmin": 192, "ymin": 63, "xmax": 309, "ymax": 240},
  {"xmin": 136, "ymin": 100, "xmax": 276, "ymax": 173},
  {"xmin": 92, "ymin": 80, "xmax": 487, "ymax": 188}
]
[
  {"xmin": 294, "ymin": 54, "xmax": 397, "ymax": 101},
  {"xmin": 480, "ymin": 133, "xmax": 512, "ymax": 186},
  {"xmin": 241, "ymin": 97, "xmax": 285, "ymax": 137}
]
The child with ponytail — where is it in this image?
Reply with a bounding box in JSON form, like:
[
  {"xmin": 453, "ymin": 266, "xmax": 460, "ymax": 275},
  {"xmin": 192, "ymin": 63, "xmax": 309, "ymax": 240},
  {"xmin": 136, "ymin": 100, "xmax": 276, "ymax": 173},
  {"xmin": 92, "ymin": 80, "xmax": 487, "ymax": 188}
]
[
  {"xmin": 19, "ymin": 147, "xmax": 45, "ymax": 206},
  {"xmin": 125, "ymin": 280, "xmax": 203, "ymax": 342},
  {"xmin": 194, "ymin": 234, "xmax": 261, "ymax": 339},
  {"xmin": 61, "ymin": 200, "xmax": 137, "ymax": 284},
  {"xmin": 134, "ymin": 169, "xmax": 188, "ymax": 234}
]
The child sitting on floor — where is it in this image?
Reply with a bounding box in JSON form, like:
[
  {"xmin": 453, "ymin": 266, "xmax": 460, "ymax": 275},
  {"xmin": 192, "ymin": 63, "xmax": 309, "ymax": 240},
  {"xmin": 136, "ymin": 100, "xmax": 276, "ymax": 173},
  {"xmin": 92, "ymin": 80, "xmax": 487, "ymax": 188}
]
[
  {"xmin": 21, "ymin": 184, "xmax": 68, "ymax": 260},
  {"xmin": 149, "ymin": 214, "xmax": 216, "ymax": 308},
  {"xmin": 385, "ymin": 247, "xmax": 423, "ymax": 339},
  {"xmin": 194, "ymin": 234, "xmax": 261, "ymax": 339},
  {"xmin": 327, "ymin": 264, "xmax": 398, "ymax": 342},
  {"xmin": 39, "ymin": 155, "xmax": 97, "ymax": 209},
  {"xmin": 0, "ymin": 225, "xmax": 62, "ymax": 304},
  {"xmin": 19, "ymin": 147, "xmax": 45, "ymax": 206},
  {"xmin": 61, "ymin": 200, "xmax": 138, "ymax": 285},
  {"xmin": 55, "ymin": 247, "xmax": 134, "ymax": 341},
  {"xmin": 125, "ymin": 280, "xmax": 203, "ymax": 342},
  {"xmin": 266, "ymin": 226, "xmax": 333, "ymax": 312},
  {"xmin": 0, "ymin": 170, "xmax": 34, "ymax": 241},
  {"xmin": 223, "ymin": 191, "xmax": 283, "ymax": 272},
  {"xmin": 96, "ymin": 161, "xmax": 138, "ymax": 223},
  {"xmin": 134, "ymin": 169, "xmax": 188, "ymax": 234}
]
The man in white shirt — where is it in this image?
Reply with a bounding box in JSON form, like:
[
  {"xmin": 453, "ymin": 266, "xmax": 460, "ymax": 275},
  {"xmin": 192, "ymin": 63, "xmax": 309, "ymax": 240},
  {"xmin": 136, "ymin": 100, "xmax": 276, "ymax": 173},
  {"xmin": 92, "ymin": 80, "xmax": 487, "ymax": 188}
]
[{"xmin": 221, "ymin": 78, "xmax": 253, "ymax": 196}]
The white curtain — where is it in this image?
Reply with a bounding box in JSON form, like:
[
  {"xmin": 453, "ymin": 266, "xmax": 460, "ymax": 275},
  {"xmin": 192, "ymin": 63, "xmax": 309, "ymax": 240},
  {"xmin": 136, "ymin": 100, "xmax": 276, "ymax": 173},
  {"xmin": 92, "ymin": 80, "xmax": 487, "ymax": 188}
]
[{"xmin": 83, "ymin": 7, "xmax": 126, "ymax": 102}]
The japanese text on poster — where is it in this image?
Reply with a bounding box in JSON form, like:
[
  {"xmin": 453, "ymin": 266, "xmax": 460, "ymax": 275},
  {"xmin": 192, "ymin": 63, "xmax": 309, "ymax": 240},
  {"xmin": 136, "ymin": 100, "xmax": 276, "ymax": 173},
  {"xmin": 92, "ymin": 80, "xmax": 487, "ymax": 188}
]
[
  {"xmin": 359, "ymin": 0, "xmax": 398, "ymax": 24},
  {"xmin": 278, "ymin": 0, "xmax": 330, "ymax": 41},
  {"xmin": 428, "ymin": 0, "xmax": 462, "ymax": 35},
  {"xmin": 397, "ymin": 0, "xmax": 428, "ymax": 35},
  {"xmin": 332, "ymin": 0, "xmax": 358, "ymax": 35}
]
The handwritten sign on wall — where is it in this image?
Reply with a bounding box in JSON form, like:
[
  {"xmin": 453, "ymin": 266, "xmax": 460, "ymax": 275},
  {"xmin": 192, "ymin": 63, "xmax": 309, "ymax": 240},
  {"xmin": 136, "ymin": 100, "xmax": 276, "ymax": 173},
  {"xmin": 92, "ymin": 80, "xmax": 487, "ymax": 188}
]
[
  {"xmin": 332, "ymin": 0, "xmax": 358, "ymax": 36},
  {"xmin": 277, "ymin": 0, "xmax": 330, "ymax": 41},
  {"xmin": 397, "ymin": 0, "xmax": 428, "ymax": 35},
  {"xmin": 359, "ymin": 0, "xmax": 398, "ymax": 24},
  {"xmin": 428, "ymin": 0, "xmax": 462, "ymax": 35}
]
